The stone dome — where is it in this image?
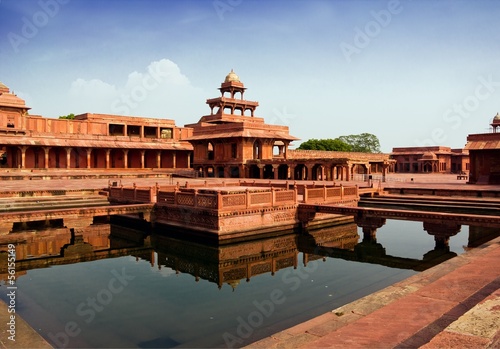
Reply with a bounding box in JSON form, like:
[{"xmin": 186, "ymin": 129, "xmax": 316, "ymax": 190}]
[
  {"xmin": 224, "ymin": 69, "xmax": 240, "ymax": 83},
  {"xmin": 492, "ymin": 112, "xmax": 500, "ymax": 124},
  {"xmin": 421, "ymin": 151, "xmax": 437, "ymax": 160}
]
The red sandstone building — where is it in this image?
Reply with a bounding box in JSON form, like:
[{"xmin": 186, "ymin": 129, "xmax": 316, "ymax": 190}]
[
  {"xmin": 1, "ymin": 72, "xmax": 395, "ymax": 180},
  {"xmin": 391, "ymin": 146, "xmax": 469, "ymax": 174},
  {"xmin": 465, "ymin": 113, "xmax": 500, "ymax": 184},
  {"xmin": 185, "ymin": 71, "xmax": 394, "ymax": 180},
  {"xmin": 0, "ymin": 81, "xmax": 192, "ymax": 171}
]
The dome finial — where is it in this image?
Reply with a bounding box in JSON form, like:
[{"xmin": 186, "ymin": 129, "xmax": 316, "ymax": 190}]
[{"xmin": 224, "ymin": 69, "xmax": 240, "ymax": 83}]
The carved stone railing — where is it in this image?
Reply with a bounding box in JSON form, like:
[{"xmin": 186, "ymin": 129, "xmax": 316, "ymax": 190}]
[
  {"xmin": 108, "ymin": 184, "xmax": 156, "ymax": 203},
  {"xmin": 108, "ymin": 181, "xmax": 358, "ymax": 207},
  {"xmin": 303, "ymin": 184, "xmax": 359, "ymax": 204},
  {"xmin": 156, "ymin": 187, "xmax": 297, "ymax": 212}
]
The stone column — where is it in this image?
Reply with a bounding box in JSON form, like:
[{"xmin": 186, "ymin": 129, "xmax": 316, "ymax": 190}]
[
  {"xmin": 105, "ymin": 149, "xmax": 111, "ymax": 169},
  {"xmin": 187, "ymin": 152, "xmax": 191, "ymax": 168},
  {"xmin": 19, "ymin": 146, "xmax": 27, "ymax": 169},
  {"xmin": 273, "ymin": 164, "xmax": 279, "ymax": 180},
  {"xmin": 140, "ymin": 150, "xmax": 145, "ymax": 169},
  {"xmin": 156, "ymin": 151, "xmax": 161, "ymax": 169},
  {"xmin": 423, "ymin": 221, "xmax": 461, "ymax": 249},
  {"xmin": 123, "ymin": 149, "xmax": 129, "ymax": 169},
  {"xmin": 289, "ymin": 164, "xmax": 296, "ymax": 180},
  {"xmin": 258, "ymin": 164, "xmax": 264, "ymax": 179},
  {"xmin": 172, "ymin": 151, "xmax": 176, "ymax": 169},
  {"xmin": 320, "ymin": 166, "xmax": 325, "ymax": 181},
  {"xmin": 86, "ymin": 149, "xmax": 92, "ymax": 169},
  {"xmin": 306, "ymin": 164, "xmax": 314, "ymax": 180},
  {"xmin": 65, "ymin": 147, "xmax": 72, "ymax": 169},
  {"xmin": 44, "ymin": 147, "xmax": 50, "ymax": 169}
]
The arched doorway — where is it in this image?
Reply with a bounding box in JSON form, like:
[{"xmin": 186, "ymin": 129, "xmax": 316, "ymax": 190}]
[
  {"xmin": 294, "ymin": 164, "xmax": 307, "ymax": 180},
  {"xmin": 249, "ymin": 164, "xmax": 260, "ymax": 178},
  {"xmin": 278, "ymin": 164, "xmax": 289, "ymax": 179}
]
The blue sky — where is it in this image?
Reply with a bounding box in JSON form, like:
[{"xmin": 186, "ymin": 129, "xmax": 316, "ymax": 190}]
[{"xmin": 1, "ymin": 0, "xmax": 499, "ymax": 152}]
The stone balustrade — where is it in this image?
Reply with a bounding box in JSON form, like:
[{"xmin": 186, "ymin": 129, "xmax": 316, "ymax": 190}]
[
  {"xmin": 156, "ymin": 187, "xmax": 297, "ymax": 212},
  {"xmin": 108, "ymin": 181, "xmax": 359, "ymax": 207}
]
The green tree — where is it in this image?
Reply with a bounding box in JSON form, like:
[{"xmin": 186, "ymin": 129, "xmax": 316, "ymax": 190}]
[
  {"xmin": 298, "ymin": 138, "xmax": 352, "ymax": 151},
  {"xmin": 338, "ymin": 133, "xmax": 381, "ymax": 153},
  {"xmin": 59, "ymin": 113, "xmax": 75, "ymax": 120}
]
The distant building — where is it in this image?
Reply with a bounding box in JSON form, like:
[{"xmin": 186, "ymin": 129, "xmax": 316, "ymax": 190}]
[
  {"xmin": 465, "ymin": 113, "xmax": 500, "ymax": 184},
  {"xmin": 391, "ymin": 146, "xmax": 469, "ymax": 174},
  {"xmin": 0, "ymin": 81, "xmax": 192, "ymax": 170}
]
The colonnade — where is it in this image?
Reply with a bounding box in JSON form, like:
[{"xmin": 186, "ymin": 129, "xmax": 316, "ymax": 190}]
[
  {"xmin": 3, "ymin": 146, "xmax": 190, "ymax": 170},
  {"xmin": 195, "ymin": 162, "xmax": 391, "ymax": 180}
]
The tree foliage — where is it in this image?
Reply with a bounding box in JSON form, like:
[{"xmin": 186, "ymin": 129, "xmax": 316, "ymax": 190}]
[
  {"xmin": 298, "ymin": 133, "xmax": 381, "ymax": 153},
  {"xmin": 338, "ymin": 133, "xmax": 381, "ymax": 153},
  {"xmin": 298, "ymin": 138, "xmax": 352, "ymax": 151},
  {"xmin": 59, "ymin": 113, "xmax": 75, "ymax": 120}
]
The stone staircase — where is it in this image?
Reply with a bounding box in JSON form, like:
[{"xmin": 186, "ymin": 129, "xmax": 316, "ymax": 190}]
[{"xmin": 0, "ymin": 194, "xmax": 110, "ymax": 213}]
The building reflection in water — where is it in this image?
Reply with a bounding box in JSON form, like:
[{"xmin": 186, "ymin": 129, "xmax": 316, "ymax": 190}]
[{"xmin": 2, "ymin": 214, "xmax": 498, "ymax": 289}]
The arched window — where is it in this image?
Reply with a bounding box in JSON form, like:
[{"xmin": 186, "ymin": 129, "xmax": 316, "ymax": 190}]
[
  {"xmin": 253, "ymin": 140, "xmax": 262, "ymax": 160},
  {"xmin": 207, "ymin": 142, "xmax": 214, "ymax": 160}
]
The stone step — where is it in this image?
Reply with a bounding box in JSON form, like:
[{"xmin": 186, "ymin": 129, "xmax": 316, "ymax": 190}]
[{"xmin": 0, "ymin": 196, "xmax": 109, "ymax": 212}]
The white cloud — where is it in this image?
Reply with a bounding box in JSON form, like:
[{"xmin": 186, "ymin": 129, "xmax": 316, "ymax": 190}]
[{"xmin": 66, "ymin": 59, "xmax": 205, "ymax": 122}]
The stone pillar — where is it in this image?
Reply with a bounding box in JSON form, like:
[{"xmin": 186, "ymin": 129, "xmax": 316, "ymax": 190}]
[
  {"xmin": 86, "ymin": 149, "xmax": 92, "ymax": 169},
  {"xmin": 187, "ymin": 152, "xmax": 191, "ymax": 168},
  {"xmin": 156, "ymin": 151, "xmax": 161, "ymax": 168},
  {"xmin": 289, "ymin": 164, "xmax": 296, "ymax": 180},
  {"xmin": 346, "ymin": 164, "xmax": 351, "ymax": 181},
  {"xmin": 123, "ymin": 149, "xmax": 129, "ymax": 169},
  {"xmin": 105, "ymin": 149, "xmax": 111, "ymax": 169},
  {"xmin": 258, "ymin": 164, "xmax": 264, "ymax": 179},
  {"xmin": 44, "ymin": 147, "xmax": 50, "ymax": 169},
  {"xmin": 273, "ymin": 164, "xmax": 279, "ymax": 180},
  {"xmin": 306, "ymin": 164, "xmax": 314, "ymax": 180},
  {"xmin": 19, "ymin": 146, "xmax": 27, "ymax": 169},
  {"xmin": 382, "ymin": 163, "xmax": 389, "ymax": 182},
  {"xmin": 320, "ymin": 166, "xmax": 325, "ymax": 181},
  {"xmin": 354, "ymin": 216, "xmax": 386, "ymax": 242},
  {"xmin": 65, "ymin": 147, "xmax": 72, "ymax": 169},
  {"xmin": 172, "ymin": 151, "xmax": 176, "ymax": 169},
  {"xmin": 423, "ymin": 221, "xmax": 461, "ymax": 249},
  {"xmin": 140, "ymin": 150, "xmax": 145, "ymax": 169}
]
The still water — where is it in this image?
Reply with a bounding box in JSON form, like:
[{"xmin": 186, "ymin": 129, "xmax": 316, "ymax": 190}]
[{"xmin": 1, "ymin": 219, "xmax": 492, "ymax": 348}]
